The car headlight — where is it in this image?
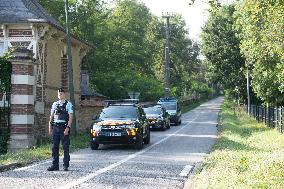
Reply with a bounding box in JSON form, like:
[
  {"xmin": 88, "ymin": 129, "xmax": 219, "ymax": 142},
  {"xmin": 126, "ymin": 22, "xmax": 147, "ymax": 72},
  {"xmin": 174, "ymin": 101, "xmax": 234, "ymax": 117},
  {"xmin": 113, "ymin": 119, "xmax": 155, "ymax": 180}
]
[
  {"xmin": 157, "ymin": 118, "xmax": 164, "ymax": 122},
  {"xmin": 93, "ymin": 124, "xmax": 102, "ymax": 131},
  {"xmin": 125, "ymin": 124, "xmax": 136, "ymax": 129}
]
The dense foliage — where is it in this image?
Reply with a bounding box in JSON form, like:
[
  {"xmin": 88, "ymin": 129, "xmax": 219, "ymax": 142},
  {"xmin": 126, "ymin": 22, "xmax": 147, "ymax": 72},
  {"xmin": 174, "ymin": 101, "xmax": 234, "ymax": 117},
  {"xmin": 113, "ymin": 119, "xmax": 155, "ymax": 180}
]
[
  {"xmin": 38, "ymin": 0, "xmax": 213, "ymax": 101},
  {"xmin": 202, "ymin": 0, "xmax": 284, "ymax": 106},
  {"xmin": 201, "ymin": 4, "xmax": 247, "ymax": 102},
  {"xmin": 0, "ymin": 56, "xmax": 11, "ymax": 93},
  {"xmin": 235, "ymin": 0, "xmax": 284, "ymax": 106},
  {"xmin": 0, "ymin": 56, "xmax": 11, "ymax": 154}
]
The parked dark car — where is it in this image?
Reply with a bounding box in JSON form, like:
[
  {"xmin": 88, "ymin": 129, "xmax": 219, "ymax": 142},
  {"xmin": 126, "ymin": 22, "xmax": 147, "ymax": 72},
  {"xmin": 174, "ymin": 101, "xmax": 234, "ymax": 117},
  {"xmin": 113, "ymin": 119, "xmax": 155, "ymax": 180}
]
[
  {"xmin": 157, "ymin": 97, "xmax": 182, "ymax": 125},
  {"xmin": 90, "ymin": 100, "xmax": 150, "ymax": 150},
  {"xmin": 143, "ymin": 105, "xmax": 170, "ymax": 131}
]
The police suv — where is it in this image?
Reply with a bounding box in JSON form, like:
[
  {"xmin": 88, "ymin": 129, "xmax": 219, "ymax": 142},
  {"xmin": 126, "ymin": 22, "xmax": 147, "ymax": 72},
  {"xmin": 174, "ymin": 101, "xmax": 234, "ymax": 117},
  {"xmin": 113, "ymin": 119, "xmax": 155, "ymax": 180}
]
[
  {"xmin": 157, "ymin": 97, "xmax": 182, "ymax": 125},
  {"xmin": 143, "ymin": 105, "xmax": 170, "ymax": 131},
  {"xmin": 90, "ymin": 100, "xmax": 150, "ymax": 150}
]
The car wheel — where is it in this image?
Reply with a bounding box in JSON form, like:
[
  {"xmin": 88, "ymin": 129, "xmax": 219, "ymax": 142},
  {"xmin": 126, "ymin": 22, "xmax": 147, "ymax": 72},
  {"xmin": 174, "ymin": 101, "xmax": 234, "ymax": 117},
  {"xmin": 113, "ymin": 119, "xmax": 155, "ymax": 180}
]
[
  {"xmin": 161, "ymin": 122, "xmax": 166, "ymax": 131},
  {"xmin": 144, "ymin": 127, "xmax": 150, "ymax": 144},
  {"xmin": 175, "ymin": 120, "xmax": 180, "ymax": 126},
  {"xmin": 90, "ymin": 141, "xmax": 99, "ymax": 150},
  {"xmin": 135, "ymin": 132, "xmax": 143, "ymax": 150},
  {"xmin": 179, "ymin": 120, "xmax": 182, "ymax": 125}
]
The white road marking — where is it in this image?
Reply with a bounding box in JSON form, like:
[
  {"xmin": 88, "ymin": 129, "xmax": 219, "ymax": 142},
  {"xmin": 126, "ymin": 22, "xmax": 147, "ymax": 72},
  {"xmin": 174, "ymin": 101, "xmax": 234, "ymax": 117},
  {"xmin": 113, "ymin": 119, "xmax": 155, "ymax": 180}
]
[
  {"xmin": 179, "ymin": 165, "xmax": 193, "ymax": 177},
  {"xmin": 14, "ymin": 160, "xmax": 51, "ymax": 171},
  {"xmin": 56, "ymin": 116, "xmax": 199, "ymax": 189},
  {"xmin": 191, "ymin": 121, "xmax": 217, "ymax": 125},
  {"xmin": 168, "ymin": 134, "xmax": 218, "ymax": 138}
]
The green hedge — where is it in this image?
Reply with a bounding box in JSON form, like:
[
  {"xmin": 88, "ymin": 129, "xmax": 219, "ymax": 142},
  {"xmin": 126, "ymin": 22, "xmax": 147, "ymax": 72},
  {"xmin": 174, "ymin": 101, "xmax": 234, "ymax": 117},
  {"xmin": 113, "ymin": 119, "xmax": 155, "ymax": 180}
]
[
  {"xmin": 0, "ymin": 127, "xmax": 10, "ymax": 154},
  {"xmin": 0, "ymin": 55, "xmax": 11, "ymax": 155}
]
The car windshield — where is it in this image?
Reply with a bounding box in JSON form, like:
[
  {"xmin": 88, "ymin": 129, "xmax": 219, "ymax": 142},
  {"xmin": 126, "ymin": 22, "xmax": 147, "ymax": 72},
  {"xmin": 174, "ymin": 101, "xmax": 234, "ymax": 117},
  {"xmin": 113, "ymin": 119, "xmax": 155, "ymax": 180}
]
[
  {"xmin": 100, "ymin": 106, "xmax": 137, "ymax": 119},
  {"xmin": 143, "ymin": 107, "xmax": 162, "ymax": 115},
  {"xmin": 160, "ymin": 103, "xmax": 176, "ymax": 110}
]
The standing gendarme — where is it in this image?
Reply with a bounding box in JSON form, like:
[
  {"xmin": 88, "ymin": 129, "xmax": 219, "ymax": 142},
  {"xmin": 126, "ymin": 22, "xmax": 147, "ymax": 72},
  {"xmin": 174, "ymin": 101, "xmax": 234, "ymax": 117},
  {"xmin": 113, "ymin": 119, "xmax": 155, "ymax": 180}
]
[{"xmin": 47, "ymin": 88, "xmax": 73, "ymax": 171}]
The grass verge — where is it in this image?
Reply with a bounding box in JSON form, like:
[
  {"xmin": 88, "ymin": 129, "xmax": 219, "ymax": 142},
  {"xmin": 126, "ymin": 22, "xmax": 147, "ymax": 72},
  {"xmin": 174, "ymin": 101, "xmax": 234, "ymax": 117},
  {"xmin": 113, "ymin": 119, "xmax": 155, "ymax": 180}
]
[
  {"xmin": 0, "ymin": 132, "xmax": 90, "ymax": 167},
  {"xmin": 190, "ymin": 99, "xmax": 284, "ymax": 189}
]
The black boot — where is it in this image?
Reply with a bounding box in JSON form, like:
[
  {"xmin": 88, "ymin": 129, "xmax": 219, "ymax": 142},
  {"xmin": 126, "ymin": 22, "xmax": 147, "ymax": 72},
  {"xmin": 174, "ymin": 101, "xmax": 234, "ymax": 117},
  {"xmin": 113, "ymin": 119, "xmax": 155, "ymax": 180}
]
[
  {"xmin": 47, "ymin": 165, "xmax": 59, "ymax": 171},
  {"xmin": 63, "ymin": 166, "xmax": 68, "ymax": 171}
]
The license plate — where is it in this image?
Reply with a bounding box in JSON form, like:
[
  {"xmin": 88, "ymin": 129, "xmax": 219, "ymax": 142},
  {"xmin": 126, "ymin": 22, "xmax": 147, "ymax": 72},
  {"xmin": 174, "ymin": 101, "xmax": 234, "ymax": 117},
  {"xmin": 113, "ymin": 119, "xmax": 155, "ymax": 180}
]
[{"xmin": 106, "ymin": 132, "xmax": 121, "ymax": 137}]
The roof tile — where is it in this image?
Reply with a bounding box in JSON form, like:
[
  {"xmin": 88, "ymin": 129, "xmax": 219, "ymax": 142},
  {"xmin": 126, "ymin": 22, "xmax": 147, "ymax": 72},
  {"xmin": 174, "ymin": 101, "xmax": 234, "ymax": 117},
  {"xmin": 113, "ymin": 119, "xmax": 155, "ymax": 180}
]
[
  {"xmin": 0, "ymin": 0, "xmax": 63, "ymax": 31},
  {"xmin": 0, "ymin": 0, "xmax": 90, "ymax": 46}
]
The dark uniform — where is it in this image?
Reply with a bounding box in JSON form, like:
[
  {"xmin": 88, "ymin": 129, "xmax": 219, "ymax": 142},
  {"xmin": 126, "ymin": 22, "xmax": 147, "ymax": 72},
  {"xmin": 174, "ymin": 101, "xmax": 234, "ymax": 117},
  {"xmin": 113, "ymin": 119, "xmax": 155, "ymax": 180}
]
[{"xmin": 47, "ymin": 96, "xmax": 73, "ymax": 171}]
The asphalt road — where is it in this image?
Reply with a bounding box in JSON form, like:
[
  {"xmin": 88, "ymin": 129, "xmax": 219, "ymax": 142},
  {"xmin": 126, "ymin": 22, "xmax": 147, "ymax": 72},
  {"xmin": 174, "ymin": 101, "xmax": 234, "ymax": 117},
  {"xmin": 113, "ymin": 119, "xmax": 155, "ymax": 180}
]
[{"xmin": 0, "ymin": 97, "xmax": 223, "ymax": 189}]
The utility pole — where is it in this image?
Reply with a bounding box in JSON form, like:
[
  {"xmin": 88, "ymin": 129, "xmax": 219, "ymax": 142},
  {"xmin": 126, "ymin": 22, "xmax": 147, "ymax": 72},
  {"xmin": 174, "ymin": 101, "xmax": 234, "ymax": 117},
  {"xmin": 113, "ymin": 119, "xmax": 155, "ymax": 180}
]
[
  {"xmin": 162, "ymin": 14, "xmax": 172, "ymax": 98},
  {"xmin": 246, "ymin": 67, "xmax": 251, "ymax": 115},
  {"xmin": 65, "ymin": 0, "xmax": 77, "ymax": 135}
]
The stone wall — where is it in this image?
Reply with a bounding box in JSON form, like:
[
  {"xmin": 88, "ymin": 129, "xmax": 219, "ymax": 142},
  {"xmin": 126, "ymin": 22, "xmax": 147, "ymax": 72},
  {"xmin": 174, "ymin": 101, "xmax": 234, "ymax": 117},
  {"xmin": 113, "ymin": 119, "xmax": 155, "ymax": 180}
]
[{"xmin": 77, "ymin": 105, "xmax": 103, "ymax": 133}]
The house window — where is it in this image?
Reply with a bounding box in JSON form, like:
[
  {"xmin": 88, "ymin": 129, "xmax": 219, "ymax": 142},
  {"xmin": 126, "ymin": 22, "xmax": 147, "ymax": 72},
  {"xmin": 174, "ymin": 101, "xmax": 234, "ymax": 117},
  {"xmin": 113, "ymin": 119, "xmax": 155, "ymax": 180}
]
[
  {"xmin": 8, "ymin": 29, "xmax": 32, "ymax": 37},
  {"xmin": 0, "ymin": 42, "xmax": 4, "ymax": 57}
]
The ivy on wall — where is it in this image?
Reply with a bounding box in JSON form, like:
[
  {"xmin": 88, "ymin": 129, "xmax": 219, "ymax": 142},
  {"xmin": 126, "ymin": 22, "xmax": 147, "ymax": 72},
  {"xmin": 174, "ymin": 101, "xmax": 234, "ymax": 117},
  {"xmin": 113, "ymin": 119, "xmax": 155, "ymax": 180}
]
[
  {"xmin": 0, "ymin": 55, "xmax": 11, "ymax": 154},
  {"xmin": 0, "ymin": 56, "xmax": 11, "ymax": 93}
]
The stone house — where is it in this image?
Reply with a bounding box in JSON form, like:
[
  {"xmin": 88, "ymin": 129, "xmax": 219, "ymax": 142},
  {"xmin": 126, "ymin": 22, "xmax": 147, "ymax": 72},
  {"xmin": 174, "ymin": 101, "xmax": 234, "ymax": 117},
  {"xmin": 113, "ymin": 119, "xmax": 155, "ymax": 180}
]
[
  {"xmin": 0, "ymin": 0, "xmax": 101, "ymax": 150},
  {"xmin": 78, "ymin": 70, "xmax": 106, "ymax": 132}
]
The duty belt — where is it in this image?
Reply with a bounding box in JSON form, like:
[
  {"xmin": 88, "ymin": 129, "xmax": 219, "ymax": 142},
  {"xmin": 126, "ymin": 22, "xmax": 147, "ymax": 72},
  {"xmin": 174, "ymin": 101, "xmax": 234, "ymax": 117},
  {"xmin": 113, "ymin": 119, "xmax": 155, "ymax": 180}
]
[{"xmin": 53, "ymin": 122, "xmax": 67, "ymax": 127}]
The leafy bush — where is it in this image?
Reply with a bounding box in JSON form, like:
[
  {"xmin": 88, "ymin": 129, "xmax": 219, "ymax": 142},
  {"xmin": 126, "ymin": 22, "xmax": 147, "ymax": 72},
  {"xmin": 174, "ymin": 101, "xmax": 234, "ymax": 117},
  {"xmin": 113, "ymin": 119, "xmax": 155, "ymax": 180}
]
[
  {"xmin": 91, "ymin": 68, "xmax": 164, "ymax": 101},
  {"xmin": 0, "ymin": 56, "xmax": 11, "ymax": 154},
  {"xmin": 0, "ymin": 56, "xmax": 11, "ymax": 92},
  {"xmin": 0, "ymin": 127, "xmax": 10, "ymax": 154}
]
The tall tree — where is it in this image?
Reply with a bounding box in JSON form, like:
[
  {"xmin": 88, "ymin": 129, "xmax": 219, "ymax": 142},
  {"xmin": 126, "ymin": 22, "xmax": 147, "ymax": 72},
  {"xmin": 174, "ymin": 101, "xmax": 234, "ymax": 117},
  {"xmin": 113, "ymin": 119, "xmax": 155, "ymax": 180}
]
[
  {"xmin": 39, "ymin": 0, "xmax": 209, "ymax": 100},
  {"xmin": 201, "ymin": 4, "xmax": 246, "ymax": 101},
  {"xmin": 235, "ymin": 0, "xmax": 284, "ymax": 106},
  {"xmin": 90, "ymin": 0, "xmax": 165, "ymax": 99}
]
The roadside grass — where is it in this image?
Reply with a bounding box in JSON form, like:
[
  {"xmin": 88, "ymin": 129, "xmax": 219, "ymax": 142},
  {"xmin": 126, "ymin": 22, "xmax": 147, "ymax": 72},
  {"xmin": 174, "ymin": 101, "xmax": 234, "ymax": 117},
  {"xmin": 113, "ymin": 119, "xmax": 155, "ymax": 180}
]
[
  {"xmin": 191, "ymin": 99, "xmax": 284, "ymax": 189},
  {"xmin": 0, "ymin": 132, "xmax": 90, "ymax": 167}
]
